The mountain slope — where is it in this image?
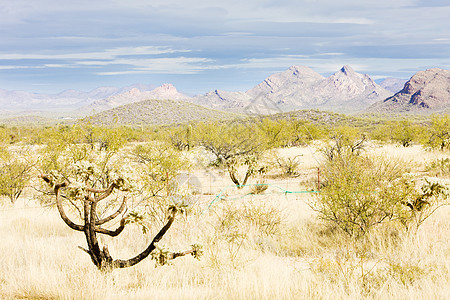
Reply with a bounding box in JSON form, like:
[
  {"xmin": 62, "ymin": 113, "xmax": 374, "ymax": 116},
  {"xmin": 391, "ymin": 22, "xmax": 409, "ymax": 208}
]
[
  {"xmin": 192, "ymin": 65, "xmax": 392, "ymax": 114},
  {"xmin": 368, "ymin": 68, "xmax": 450, "ymax": 113},
  {"xmin": 81, "ymin": 83, "xmax": 191, "ymax": 114},
  {"xmin": 0, "ymin": 84, "xmax": 156, "ymax": 113},
  {"xmin": 86, "ymin": 98, "xmax": 240, "ymax": 126},
  {"xmin": 378, "ymin": 78, "xmax": 408, "ymax": 94}
]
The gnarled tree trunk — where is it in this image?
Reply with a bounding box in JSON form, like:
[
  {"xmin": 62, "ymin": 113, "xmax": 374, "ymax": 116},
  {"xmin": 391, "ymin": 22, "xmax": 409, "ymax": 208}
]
[{"xmin": 41, "ymin": 175, "xmax": 198, "ymax": 271}]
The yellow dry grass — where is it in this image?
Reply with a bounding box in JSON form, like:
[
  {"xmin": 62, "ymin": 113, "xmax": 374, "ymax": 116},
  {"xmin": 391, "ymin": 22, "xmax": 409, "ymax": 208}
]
[{"xmin": 0, "ymin": 143, "xmax": 448, "ymax": 299}]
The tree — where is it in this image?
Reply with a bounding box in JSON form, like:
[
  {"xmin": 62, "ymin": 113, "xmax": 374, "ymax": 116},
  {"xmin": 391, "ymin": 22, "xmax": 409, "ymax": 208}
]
[
  {"xmin": 132, "ymin": 142, "xmax": 191, "ymax": 195},
  {"xmin": 0, "ymin": 148, "xmax": 33, "ymax": 203},
  {"xmin": 314, "ymin": 139, "xmax": 449, "ymax": 238},
  {"xmin": 322, "ymin": 126, "xmax": 366, "ymax": 162},
  {"xmin": 197, "ymin": 121, "xmax": 267, "ymax": 188},
  {"xmin": 314, "ymin": 138, "xmax": 406, "ymax": 239},
  {"xmin": 391, "ymin": 120, "xmax": 420, "ymax": 147},
  {"xmin": 428, "ymin": 114, "xmax": 450, "ymax": 150},
  {"xmin": 39, "ymin": 145, "xmax": 200, "ymax": 271}
]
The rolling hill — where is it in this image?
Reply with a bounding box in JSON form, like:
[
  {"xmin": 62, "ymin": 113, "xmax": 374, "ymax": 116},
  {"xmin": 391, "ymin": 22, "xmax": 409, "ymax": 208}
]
[{"xmin": 85, "ymin": 98, "xmax": 241, "ymax": 126}]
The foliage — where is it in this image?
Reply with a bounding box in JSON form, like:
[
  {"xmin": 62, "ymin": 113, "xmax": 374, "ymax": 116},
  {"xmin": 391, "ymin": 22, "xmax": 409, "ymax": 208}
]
[
  {"xmin": 196, "ymin": 121, "xmax": 268, "ymax": 188},
  {"xmin": 274, "ymin": 154, "xmax": 302, "ymax": 176},
  {"xmin": 396, "ymin": 178, "xmax": 449, "ymax": 232},
  {"xmin": 167, "ymin": 124, "xmax": 194, "ymax": 151},
  {"xmin": 427, "ymin": 114, "xmax": 450, "ymax": 150},
  {"xmin": 322, "ymin": 128, "xmax": 366, "ymax": 161},
  {"xmin": 39, "ymin": 143, "xmax": 199, "ymax": 271},
  {"xmin": 426, "ymin": 158, "xmax": 450, "ymax": 177},
  {"xmin": 0, "ymin": 148, "xmax": 33, "ymax": 203},
  {"xmin": 315, "ymin": 138, "xmax": 450, "ymax": 238},
  {"xmin": 285, "ymin": 119, "xmax": 326, "ymax": 146},
  {"xmin": 207, "ymin": 200, "xmax": 282, "ymax": 268},
  {"xmin": 255, "ymin": 118, "xmax": 289, "ymax": 148},
  {"xmin": 314, "ymin": 147, "xmax": 408, "ymax": 238},
  {"xmin": 196, "ymin": 121, "xmax": 261, "ymax": 165},
  {"xmin": 226, "ymin": 154, "xmax": 268, "ymax": 189},
  {"xmin": 132, "ymin": 142, "xmax": 191, "ymax": 197},
  {"xmin": 391, "ymin": 120, "xmax": 421, "ymax": 147}
]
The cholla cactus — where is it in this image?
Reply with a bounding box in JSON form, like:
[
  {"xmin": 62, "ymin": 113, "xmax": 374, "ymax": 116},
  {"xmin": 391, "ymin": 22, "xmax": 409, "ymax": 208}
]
[{"xmin": 40, "ymin": 147, "xmax": 199, "ymax": 271}]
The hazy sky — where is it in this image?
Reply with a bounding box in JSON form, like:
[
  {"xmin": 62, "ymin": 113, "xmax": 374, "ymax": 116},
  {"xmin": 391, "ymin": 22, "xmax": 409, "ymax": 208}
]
[{"xmin": 0, "ymin": 0, "xmax": 449, "ymax": 95}]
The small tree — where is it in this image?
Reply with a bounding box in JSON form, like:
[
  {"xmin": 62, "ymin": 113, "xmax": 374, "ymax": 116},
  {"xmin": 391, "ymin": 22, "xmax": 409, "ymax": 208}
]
[
  {"xmin": 391, "ymin": 120, "xmax": 420, "ymax": 147},
  {"xmin": 39, "ymin": 146, "xmax": 200, "ymax": 271},
  {"xmin": 197, "ymin": 121, "xmax": 267, "ymax": 189},
  {"xmin": 395, "ymin": 178, "xmax": 449, "ymax": 232},
  {"xmin": 132, "ymin": 142, "xmax": 192, "ymax": 219},
  {"xmin": 427, "ymin": 114, "xmax": 450, "ymax": 150},
  {"xmin": 314, "ymin": 139, "xmax": 406, "ymax": 239},
  {"xmin": 314, "ymin": 141, "xmax": 449, "ymax": 238},
  {"xmin": 0, "ymin": 149, "xmax": 33, "ymax": 203}
]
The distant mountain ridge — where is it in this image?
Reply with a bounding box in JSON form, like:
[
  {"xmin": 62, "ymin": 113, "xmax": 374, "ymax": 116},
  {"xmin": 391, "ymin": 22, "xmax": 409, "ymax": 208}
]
[
  {"xmin": 87, "ymin": 98, "xmax": 240, "ymax": 126},
  {"xmin": 81, "ymin": 83, "xmax": 190, "ymax": 113},
  {"xmin": 0, "ymin": 84, "xmax": 156, "ymax": 112},
  {"xmin": 189, "ymin": 65, "xmax": 392, "ymax": 114},
  {"xmin": 378, "ymin": 78, "xmax": 408, "ymax": 94},
  {"xmin": 368, "ymin": 68, "xmax": 450, "ymax": 113},
  {"xmin": 1, "ymin": 66, "xmax": 449, "ymax": 122}
]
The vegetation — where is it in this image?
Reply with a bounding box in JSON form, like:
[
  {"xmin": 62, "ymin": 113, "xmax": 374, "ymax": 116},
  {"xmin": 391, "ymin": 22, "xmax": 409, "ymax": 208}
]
[
  {"xmin": 0, "ymin": 113, "xmax": 449, "ymax": 298},
  {"xmin": 37, "ymin": 132, "xmax": 199, "ymax": 271},
  {"xmin": 0, "ymin": 148, "xmax": 33, "ymax": 203}
]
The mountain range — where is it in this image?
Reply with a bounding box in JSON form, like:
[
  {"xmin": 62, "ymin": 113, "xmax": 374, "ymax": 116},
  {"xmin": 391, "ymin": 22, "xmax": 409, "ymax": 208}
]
[
  {"xmin": 0, "ymin": 83, "xmax": 156, "ymax": 113},
  {"xmin": 186, "ymin": 65, "xmax": 393, "ymax": 114},
  {"xmin": 0, "ymin": 66, "xmax": 449, "ymax": 123},
  {"xmin": 369, "ymin": 68, "xmax": 450, "ymax": 113}
]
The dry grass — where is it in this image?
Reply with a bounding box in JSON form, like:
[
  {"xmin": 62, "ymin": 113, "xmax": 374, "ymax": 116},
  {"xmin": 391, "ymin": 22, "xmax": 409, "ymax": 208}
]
[{"xmin": 0, "ymin": 143, "xmax": 449, "ymax": 299}]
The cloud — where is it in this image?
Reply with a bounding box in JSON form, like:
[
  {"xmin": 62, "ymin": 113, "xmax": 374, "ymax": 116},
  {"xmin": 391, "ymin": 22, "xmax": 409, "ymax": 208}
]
[
  {"xmin": 0, "ymin": 46, "xmax": 190, "ymax": 61},
  {"xmin": 94, "ymin": 57, "xmax": 214, "ymax": 75},
  {"xmin": 0, "ymin": 0, "xmax": 449, "ymax": 94}
]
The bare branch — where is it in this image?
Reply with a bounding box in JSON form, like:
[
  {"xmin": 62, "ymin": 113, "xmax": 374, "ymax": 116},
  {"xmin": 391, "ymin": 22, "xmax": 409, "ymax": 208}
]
[
  {"xmin": 41, "ymin": 174, "xmax": 84, "ymax": 232},
  {"xmin": 94, "ymin": 218, "xmax": 126, "ymax": 237},
  {"xmin": 111, "ymin": 207, "xmax": 178, "ymax": 268},
  {"xmin": 96, "ymin": 196, "xmax": 127, "ymax": 225}
]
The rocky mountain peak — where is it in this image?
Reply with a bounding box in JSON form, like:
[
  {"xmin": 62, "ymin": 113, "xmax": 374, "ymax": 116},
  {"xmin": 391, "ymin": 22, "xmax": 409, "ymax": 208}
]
[
  {"xmin": 339, "ymin": 65, "xmax": 356, "ymax": 76},
  {"xmin": 127, "ymin": 88, "xmax": 141, "ymax": 96},
  {"xmin": 368, "ymin": 68, "xmax": 450, "ymax": 112},
  {"xmin": 155, "ymin": 83, "xmax": 177, "ymax": 92}
]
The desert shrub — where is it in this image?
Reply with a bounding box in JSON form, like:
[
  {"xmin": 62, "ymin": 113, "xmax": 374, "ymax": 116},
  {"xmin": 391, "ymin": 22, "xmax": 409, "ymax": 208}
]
[
  {"xmin": 285, "ymin": 119, "xmax": 326, "ymax": 146},
  {"xmin": 250, "ymin": 182, "xmax": 269, "ymax": 195},
  {"xmin": 322, "ymin": 130, "xmax": 366, "ymax": 161},
  {"xmin": 314, "ymin": 139, "xmax": 450, "ymax": 238},
  {"xmin": 197, "ymin": 121, "xmax": 268, "ymax": 188},
  {"xmin": 255, "ymin": 118, "xmax": 289, "ymax": 148},
  {"xmin": 397, "ymin": 178, "xmax": 449, "ymax": 232},
  {"xmin": 427, "ymin": 114, "xmax": 450, "ymax": 150},
  {"xmin": 166, "ymin": 124, "xmax": 194, "ymax": 151},
  {"xmin": 313, "ymin": 147, "xmax": 409, "ymax": 238},
  {"xmin": 132, "ymin": 142, "xmax": 192, "ymax": 197},
  {"xmin": 206, "ymin": 199, "xmax": 283, "ymax": 268},
  {"xmin": 391, "ymin": 120, "xmax": 421, "ymax": 147},
  {"xmin": 274, "ymin": 155, "xmax": 302, "ymax": 176},
  {"xmin": 0, "ymin": 148, "xmax": 33, "ymax": 203},
  {"xmin": 426, "ymin": 158, "xmax": 450, "ymax": 177}
]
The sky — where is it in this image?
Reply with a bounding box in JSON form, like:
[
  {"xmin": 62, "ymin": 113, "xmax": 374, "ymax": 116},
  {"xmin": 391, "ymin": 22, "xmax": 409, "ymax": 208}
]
[{"xmin": 0, "ymin": 0, "xmax": 449, "ymax": 95}]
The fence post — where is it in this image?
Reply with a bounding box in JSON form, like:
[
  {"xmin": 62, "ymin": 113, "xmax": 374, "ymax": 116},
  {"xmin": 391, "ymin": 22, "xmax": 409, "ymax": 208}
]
[{"xmin": 317, "ymin": 167, "xmax": 321, "ymax": 191}]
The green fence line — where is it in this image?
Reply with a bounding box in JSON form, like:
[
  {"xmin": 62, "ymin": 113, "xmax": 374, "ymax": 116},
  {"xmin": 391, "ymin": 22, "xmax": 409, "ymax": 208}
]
[{"xmin": 201, "ymin": 183, "xmax": 320, "ymax": 214}]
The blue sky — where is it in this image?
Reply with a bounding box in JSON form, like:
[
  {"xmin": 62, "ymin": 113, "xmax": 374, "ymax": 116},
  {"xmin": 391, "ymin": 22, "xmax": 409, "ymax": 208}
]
[{"xmin": 0, "ymin": 0, "xmax": 449, "ymax": 95}]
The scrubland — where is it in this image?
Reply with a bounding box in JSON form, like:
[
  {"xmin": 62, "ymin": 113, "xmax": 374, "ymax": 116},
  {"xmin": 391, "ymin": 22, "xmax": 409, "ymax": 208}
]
[{"xmin": 0, "ymin": 140, "xmax": 449, "ymax": 299}]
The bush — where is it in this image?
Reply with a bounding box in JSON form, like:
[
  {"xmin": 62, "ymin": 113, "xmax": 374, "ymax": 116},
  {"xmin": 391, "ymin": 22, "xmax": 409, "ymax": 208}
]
[
  {"xmin": 313, "ymin": 146, "xmax": 408, "ymax": 238},
  {"xmin": 0, "ymin": 148, "xmax": 33, "ymax": 203},
  {"xmin": 427, "ymin": 114, "xmax": 450, "ymax": 150}
]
